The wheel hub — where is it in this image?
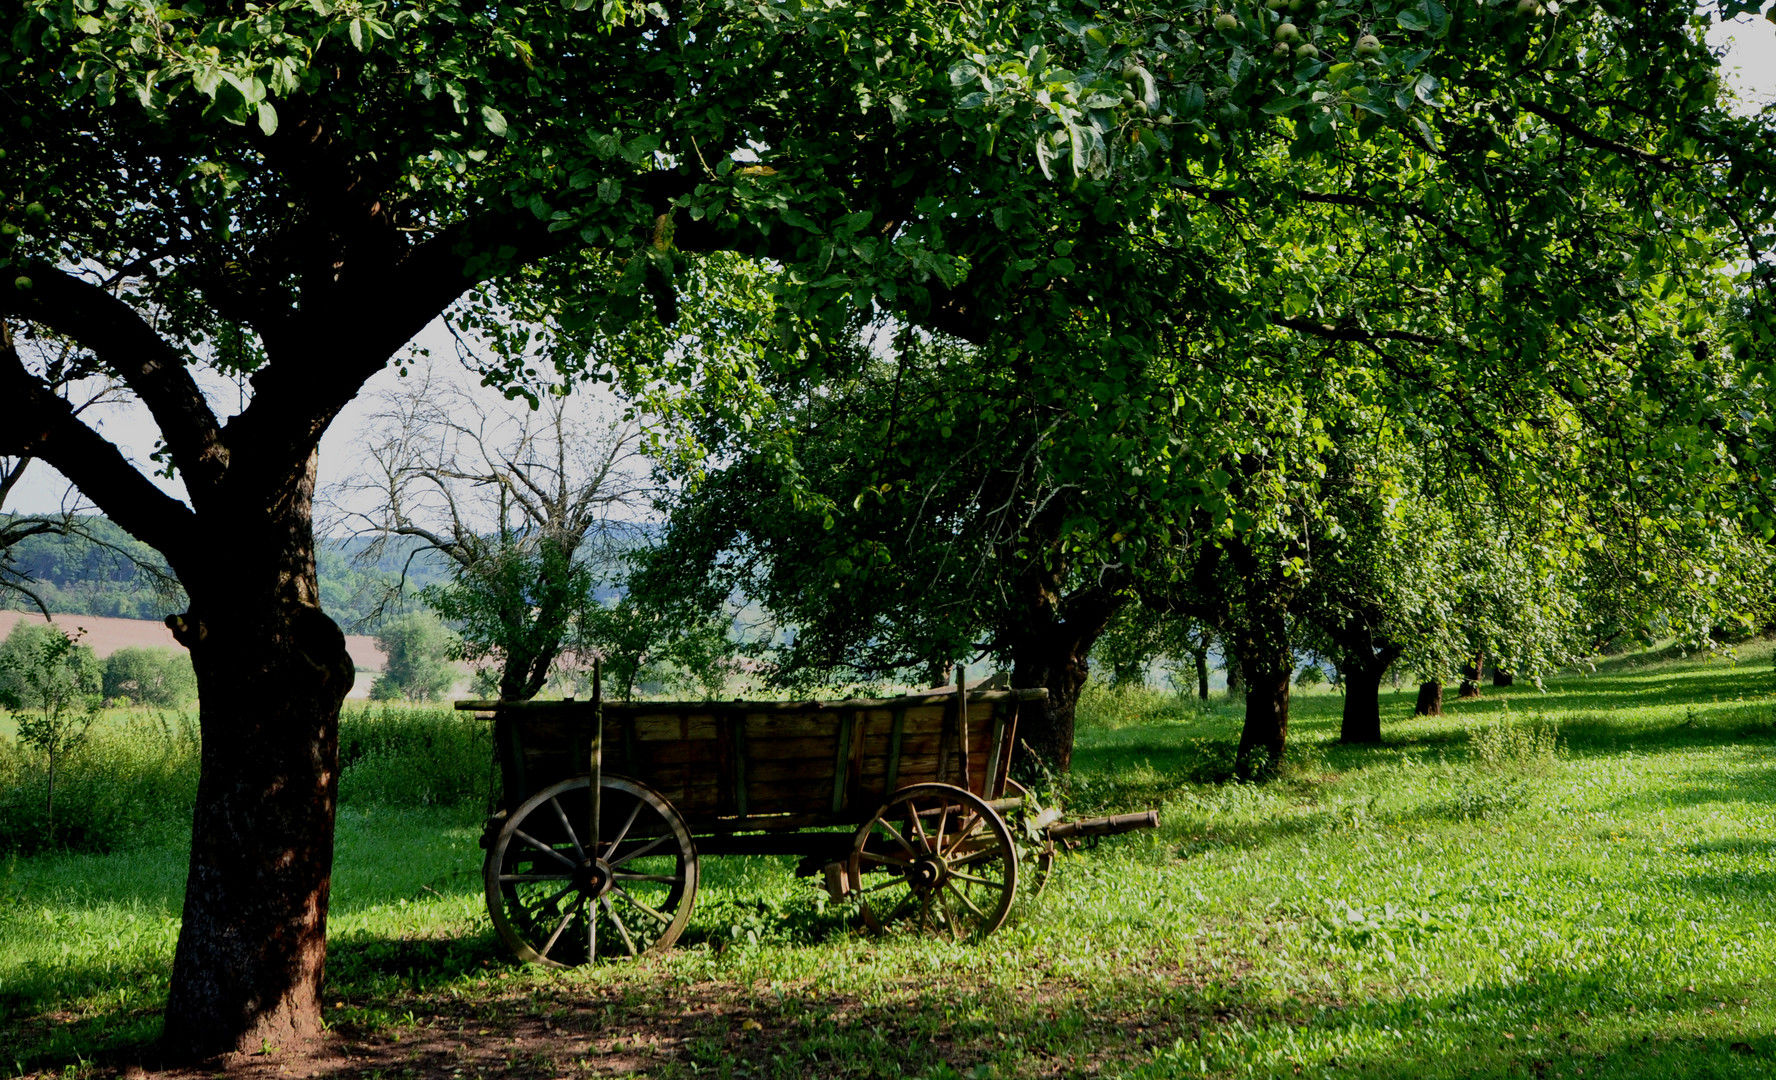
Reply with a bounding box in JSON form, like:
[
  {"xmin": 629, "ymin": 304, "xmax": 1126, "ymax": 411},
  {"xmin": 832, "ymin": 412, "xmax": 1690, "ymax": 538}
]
[
  {"xmin": 575, "ymin": 857, "xmax": 615, "ymax": 897},
  {"xmin": 907, "ymin": 854, "xmax": 948, "ymax": 891}
]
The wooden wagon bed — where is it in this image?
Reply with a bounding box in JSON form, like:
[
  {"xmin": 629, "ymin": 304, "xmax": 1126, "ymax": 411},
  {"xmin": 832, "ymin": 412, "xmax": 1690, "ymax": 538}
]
[
  {"xmin": 476, "ymin": 687, "xmax": 1045, "ymax": 842},
  {"xmin": 456, "ymin": 675, "xmax": 1156, "ymax": 967}
]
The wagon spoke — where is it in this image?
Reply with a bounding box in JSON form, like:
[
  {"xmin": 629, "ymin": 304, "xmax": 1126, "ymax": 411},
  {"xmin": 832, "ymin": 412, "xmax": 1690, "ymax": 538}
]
[
  {"xmin": 949, "ymin": 870, "xmax": 1003, "ymax": 889},
  {"xmin": 945, "ymin": 880, "xmax": 987, "ymax": 920},
  {"xmin": 602, "ymin": 896, "xmax": 639, "ymax": 957},
  {"xmin": 612, "ymin": 871, "xmax": 683, "ymax": 884},
  {"xmin": 942, "ymin": 889, "xmax": 968, "ymax": 941},
  {"xmin": 611, "ymin": 885, "xmax": 673, "ymax": 925},
  {"xmin": 905, "ymin": 799, "xmax": 932, "ymax": 849},
  {"xmin": 947, "ymin": 846, "xmax": 1009, "ymax": 870},
  {"xmin": 540, "ymin": 883, "xmax": 577, "ymax": 910},
  {"xmin": 610, "ymin": 834, "xmax": 669, "ymax": 868},
  {"xmin": 540, "ymin": 897, "xmax": 581, "ymax": 959},
  {"xmin": 875, "ymin": 817, "xmax": 918, "ymax": 857},
  {"xmin": 933, "ymin": 801, "xmax": 949, "ymax": 854},
  {"xmin": 943, "ymin": 809, "xmax": 980, "ymax": 857},
  {"xmin": 588, "ymin": 900, "xmax": 598, "ymax": 963},
  {"xmin": 549, "ymin": 797, "xmax": 585, "ymax": 860},
  {"xmin": 858, "ymin": 849, "xmax": 912, "ymax": 867},
  {"xmin": 858, "ymin": 875, "xmax": 912, "ymax": 895},
  {"xmin": 603, "ymin": 798, "xmax": 644, "ymax": 860},
  {"xmin": 499, "ymin": 873, "xmax": 574, "ymax": 882},
  {"xmin": 514, "ymin": 829, "xmax": 578, "ymax": 869}
]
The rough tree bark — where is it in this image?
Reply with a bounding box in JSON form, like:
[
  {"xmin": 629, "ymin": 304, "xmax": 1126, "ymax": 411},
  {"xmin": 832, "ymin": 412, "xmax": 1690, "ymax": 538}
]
[
  {"xmin": 1007, "ymin": 573, "xmax": 1125, "ymax": 772},
  {"xmin": 1458, "ymin": 651, "xmax": 1484, "ymax": 699},
  {"xmin": 162, "ymin": 473, "xmax": 355, "ymax": 1054},
  {"xmin": 1224, "ymin": 648, "xmax": 1244, "ymax": 698},
  {"xmin": 1195, "ymin": 648, "xmax": 1210, "ymax": 701},
  {"xmin": 1414, "ymin": 680, "xmax": 1444, "ymax": 716},
  {"xmin": 1338, "ymin": 642, "xmax": 1404, "ymax": 745},
  {"xmin": 1235, "ymin": 643, "xmax": 1292, "ymax": 778}
]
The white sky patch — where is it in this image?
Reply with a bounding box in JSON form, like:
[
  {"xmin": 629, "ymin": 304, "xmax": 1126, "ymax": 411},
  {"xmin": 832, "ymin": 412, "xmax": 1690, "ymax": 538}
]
[{"xmin": 1708, "ymin": 10, "xmax": 1776, "ymax": 113}]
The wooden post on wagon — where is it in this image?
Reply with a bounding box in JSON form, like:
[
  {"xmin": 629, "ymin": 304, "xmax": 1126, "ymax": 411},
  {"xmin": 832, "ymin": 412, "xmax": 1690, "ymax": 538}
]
[
  {"xmin": 955, "ymin": 663, "xmax": 970, "ymax": 791},
  {"xmin": 590, "ymin": 658, "xmax": 603, "ymax": 850}
]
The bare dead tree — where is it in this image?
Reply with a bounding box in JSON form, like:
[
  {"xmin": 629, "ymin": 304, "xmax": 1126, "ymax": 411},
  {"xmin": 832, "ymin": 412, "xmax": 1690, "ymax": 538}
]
[{"xmin": 329, "ymin": 362, "xmax": 655, "ymax": 700}]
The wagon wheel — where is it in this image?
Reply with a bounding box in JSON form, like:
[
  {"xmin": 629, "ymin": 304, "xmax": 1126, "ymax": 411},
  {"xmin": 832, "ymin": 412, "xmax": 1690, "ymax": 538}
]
[
  {"xmin": 847, "ymin": 782, "xmax": 1018, "ymax": 940},
  {"xmin": 484, "ymin": 775, "xmax": 698, "ymax": 967}
]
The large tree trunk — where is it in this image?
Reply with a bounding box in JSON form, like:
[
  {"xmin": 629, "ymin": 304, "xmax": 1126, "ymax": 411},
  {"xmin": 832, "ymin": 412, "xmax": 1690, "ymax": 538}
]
[
  {"xmin": 1414, "ymin": 680, "xmax": 1443, "ymax": 716},
  {"xmin": 1340, "ymin": 666, "xmax": 1384, "ymax": 744},
  {"xmin": 1007, "ymin": 580, "xmax": 1124, "ymax": 773},
  {"xmin": 1458, "ymin": 651, "xmax": 1484, "ymax": 699},
  {"xmin": 160, "ymin": 478, "xmax": 356, "ymax": 1058},
  {"xmin": 1229, "ymin": 593, "xmax": 1292, "ymax": 777},
  {"xmin": 1236, "ymin": 655, "xmax": 1291, "ymax": 779},
  {"xmin": 1194, "ymin": 648, "xmax": 1209, "ymax": 701},
  {"xmin": 1338, "ymin": 642, "xmax": 1403, "ymax": 745},
  {"xmin": 1224, "ymin": 647, "xmax": 1243, "ymax": 699}
]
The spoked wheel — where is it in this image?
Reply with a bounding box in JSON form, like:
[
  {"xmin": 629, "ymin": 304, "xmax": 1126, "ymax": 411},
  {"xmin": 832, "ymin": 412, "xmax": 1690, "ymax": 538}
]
[
  {"xmin": 847, "ymin": 782, "xmax": 1018, "ymax": 941},
  {"xmin": 484, "ymin": 775, "xmax": 698, "ymax": 967}
]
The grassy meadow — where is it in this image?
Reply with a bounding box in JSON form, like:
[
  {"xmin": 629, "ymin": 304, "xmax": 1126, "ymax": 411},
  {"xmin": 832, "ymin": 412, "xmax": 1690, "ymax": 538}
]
[{"xmin": 3, "ymin": 643, "xmax": 1776, "ymax": 1078}]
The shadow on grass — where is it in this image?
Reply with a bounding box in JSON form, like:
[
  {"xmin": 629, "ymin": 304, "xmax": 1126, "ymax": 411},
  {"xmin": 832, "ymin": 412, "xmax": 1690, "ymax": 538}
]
[{"xmin": 47, "ymin": 944, "xmax": 1774, "ymax": 1080}]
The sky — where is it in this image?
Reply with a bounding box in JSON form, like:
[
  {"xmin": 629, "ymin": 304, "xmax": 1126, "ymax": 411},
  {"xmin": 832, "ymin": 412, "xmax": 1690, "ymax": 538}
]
[{"xmin": 5, "ymin": 11, "xmax": 1775, "ymax": 522}]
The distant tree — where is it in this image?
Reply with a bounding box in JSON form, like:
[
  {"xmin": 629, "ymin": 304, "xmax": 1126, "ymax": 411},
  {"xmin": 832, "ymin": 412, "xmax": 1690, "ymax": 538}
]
[
  {"xmin": 370, "ymin": 613, "xmax": 458, "ymax": 703},
  {"xmin": 335, "ymin": 364, "xmax": 651, "ymax": 701},
  {"xmin": 0, "ymin": 622, "xmax": 102, "ymax": 839},
  {"xmin": 103, "ymin": 646, "xmax": 198, "ymax": 708}
]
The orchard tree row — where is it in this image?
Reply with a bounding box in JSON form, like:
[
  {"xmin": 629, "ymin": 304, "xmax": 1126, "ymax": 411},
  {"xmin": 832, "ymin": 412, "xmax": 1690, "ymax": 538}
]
[{"xmin": 3, "ymin": 0, "xmax": 1774, "ymax": 1057}]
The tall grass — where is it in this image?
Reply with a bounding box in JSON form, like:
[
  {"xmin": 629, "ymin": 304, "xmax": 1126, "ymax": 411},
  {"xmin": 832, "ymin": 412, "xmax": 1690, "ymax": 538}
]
[
  {"xmin": 0, "ymin": 711, "xmax": 198, "ymax": 853},
  {"xmin": 0, "ymin": 704, "xmax": 495, "ymax": 854}
]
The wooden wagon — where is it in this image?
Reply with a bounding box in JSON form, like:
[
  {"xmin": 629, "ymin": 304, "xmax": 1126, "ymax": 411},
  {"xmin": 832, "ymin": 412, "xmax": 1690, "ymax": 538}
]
[{"xmin": 456, "ymin": 668, "xmax": 1158, "ymax": 967}]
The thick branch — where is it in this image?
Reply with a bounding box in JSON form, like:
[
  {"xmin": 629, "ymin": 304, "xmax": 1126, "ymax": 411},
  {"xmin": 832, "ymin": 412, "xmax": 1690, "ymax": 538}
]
[
  {"xmin": 1272, "ymin": 316, "xmax": 1446, "ymax": 348},
  {"xmin": 7, "ymin": 265, "xmax": 228, "ymax": 502},
  {"xmin": 1519, "ymin": 101, "xmax": 1675, "ymax": 170},
  {"xmin": 0, "ymin": 341, "xmax": 197, "ymax": 563}
]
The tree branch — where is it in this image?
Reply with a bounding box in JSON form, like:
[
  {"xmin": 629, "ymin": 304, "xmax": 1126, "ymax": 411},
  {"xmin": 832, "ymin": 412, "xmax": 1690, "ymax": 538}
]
[
  {"xmin": 1519, "ymin": 101, "xmax": 1675, "ymax": 170},
  {"xmin": 6, "ymin": 265, "xmax": 229, "ymax": 504},
  {"xmin": 0, "ymin": 339, "xmax": 197, "ymax": 564}
]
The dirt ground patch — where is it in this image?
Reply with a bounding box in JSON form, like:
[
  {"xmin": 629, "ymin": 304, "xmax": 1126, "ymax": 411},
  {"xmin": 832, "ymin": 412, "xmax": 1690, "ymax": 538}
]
[{"xmin": 23, "ymin": 963, "xmax": 1236, "ymax": 1080}]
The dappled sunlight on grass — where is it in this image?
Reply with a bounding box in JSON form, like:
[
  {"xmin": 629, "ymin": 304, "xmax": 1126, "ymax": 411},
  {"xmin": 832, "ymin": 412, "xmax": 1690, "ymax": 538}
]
[{"xmin": 4, "ymin": 642, "xmax": 1776, "ymax": 1076}]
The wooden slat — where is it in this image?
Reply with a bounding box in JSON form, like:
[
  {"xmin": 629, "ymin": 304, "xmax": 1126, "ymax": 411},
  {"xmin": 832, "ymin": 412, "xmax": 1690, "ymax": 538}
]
[
  {"xmin": 743, "ymin": 714, "xmax": 850, "ymax": 740},
  {"xmin": 985, "ymin": 701, "xmax": 1007, "ymax": 796},
  {"xmin": 733, "ymin": 716, "xmax": 749, "ymax": 817},
  {"xmin": 459, "ymin": 688, "xmax": 1051, "ymax": 713},
  {"xmin": 885, "ymin": 707, "xmax": 906, "ymax": 795},
  {"xmin": 749, "ymin": 759, "xmax": 839, "ymax": 785},
  {"xmin": 830, "ymin": 709, "xmax": 853, "ymax": 813},
  {"xmin": 744, "ymin": 737, "xmax": 849, "ymax": 761},
  {"xmin": 716, "ymin": 715, "xmax": 734, "ymax": 809}
]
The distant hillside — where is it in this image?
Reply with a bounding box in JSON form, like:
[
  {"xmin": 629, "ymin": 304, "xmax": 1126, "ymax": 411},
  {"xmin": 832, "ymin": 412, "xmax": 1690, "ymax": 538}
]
[{"xmin": 1, "ymin": 517, "xmax": 451, "ymax": 631}]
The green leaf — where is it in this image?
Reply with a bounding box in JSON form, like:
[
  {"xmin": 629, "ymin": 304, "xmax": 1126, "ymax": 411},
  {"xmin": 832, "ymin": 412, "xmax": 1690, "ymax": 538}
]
[
  {"xmin": 256, "ymin": 101, "xmax": 278, "ymax": 136},
  {"xmin": 481, "ymin": 104, "xmax": 508, "ymax": 137}
]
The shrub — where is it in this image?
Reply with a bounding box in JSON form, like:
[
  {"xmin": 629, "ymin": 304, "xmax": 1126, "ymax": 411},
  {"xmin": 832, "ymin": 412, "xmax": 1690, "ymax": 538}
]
[
  {"xmin": 1075, "ymin": 679, "xmax": 1202, "ymax": 730},
  {"xmin": 337, "ymin": 704, "xmax": 494, "ymax": 808},
  {"xmin": 103, "ymin": 646, "xmax": 197, "ymax": 707},
  {"xmin": 370, "ymin": 612, "xmax": 459, "ymax": 702},
  {"xmin": 0, "ymin": 709, "xmax": 200, "ymax": 852},
  {"xmin": 1467, "ymin": 716, "xmax": 1563, "ymax": 774},
  {"xmin": 0, "ymin": 622, "xmax": 104, "ymax": 845}
]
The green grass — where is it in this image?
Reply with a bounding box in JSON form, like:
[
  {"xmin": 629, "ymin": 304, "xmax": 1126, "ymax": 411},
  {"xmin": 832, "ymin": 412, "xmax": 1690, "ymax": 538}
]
[{"xmin": 4, "ymin": 643, "xmax": 1776, "ymax": 1077}]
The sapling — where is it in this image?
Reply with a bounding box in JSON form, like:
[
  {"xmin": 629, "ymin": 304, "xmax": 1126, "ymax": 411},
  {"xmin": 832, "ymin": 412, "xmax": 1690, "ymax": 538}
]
[{"xmin": 0, "ymin": 624, "xmax": 103, "ymax": 844}]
